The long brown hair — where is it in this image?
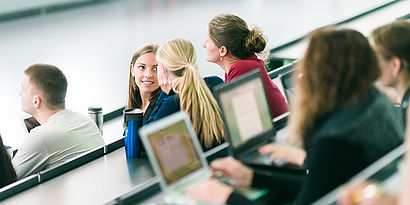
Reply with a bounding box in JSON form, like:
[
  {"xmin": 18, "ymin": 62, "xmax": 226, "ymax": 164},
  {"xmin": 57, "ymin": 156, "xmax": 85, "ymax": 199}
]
[
  {"xmin": 288, "ymin": 28, "xmax": 380, "ymax": 145},
  {"xmin": 127, "ymin": 43, "xmax": 161, "ymax": 109},
  {"xmin": 157, "ymin": 38, "xmax": 226, "ymax": 148},
  {"xmin": 208, "ymin": 13, "xmax": 266, "ymax": 60}
]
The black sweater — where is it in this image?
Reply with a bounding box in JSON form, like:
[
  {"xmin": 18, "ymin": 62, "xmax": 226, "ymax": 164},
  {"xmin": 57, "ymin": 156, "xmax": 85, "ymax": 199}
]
[{"xmin": 227, "ymin": 89, "xmax": 404, "ymax": 205}]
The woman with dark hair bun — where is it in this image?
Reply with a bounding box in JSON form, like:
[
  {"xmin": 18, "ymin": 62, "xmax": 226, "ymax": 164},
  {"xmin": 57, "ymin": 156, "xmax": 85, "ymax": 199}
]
[
  {"xmin": 203, "ymin": 13, "xmax": 288, "ymax": 118},
  {"xmin": 0, "ymin": 134, "xmax": 17, "ymax": 188}
]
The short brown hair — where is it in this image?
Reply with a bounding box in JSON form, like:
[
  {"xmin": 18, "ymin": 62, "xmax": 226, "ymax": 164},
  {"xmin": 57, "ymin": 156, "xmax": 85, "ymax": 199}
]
[
  {"xmin": 371, "ymin": 20, "xmax": 410, "ymax": 73},
  {"xmin": 25, "ymin": 64, "xmax": 67, "ymax": 109},
  {"xmin": 208, "ymin": 13, "xmax": 266, "ymax": 60}
]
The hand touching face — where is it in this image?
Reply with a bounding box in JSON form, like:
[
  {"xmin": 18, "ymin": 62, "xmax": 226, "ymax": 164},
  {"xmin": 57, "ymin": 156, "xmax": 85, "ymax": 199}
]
[{"xmin": 156, "ymin": 63, "xmax": 173, "ymax": 94}]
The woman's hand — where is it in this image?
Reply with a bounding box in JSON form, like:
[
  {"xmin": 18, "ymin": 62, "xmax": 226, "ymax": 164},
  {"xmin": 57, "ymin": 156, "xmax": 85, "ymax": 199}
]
[
  {"xmin": 259, "ymin": 143, "xmax": 306, "ymax": 166},
  {"xmin": 211, "ymin": 157, "xmax": 254, "ymax": 188},
  {"xmin": 157, "ymin": 63, "xmax": 173, "ymax": 94}
]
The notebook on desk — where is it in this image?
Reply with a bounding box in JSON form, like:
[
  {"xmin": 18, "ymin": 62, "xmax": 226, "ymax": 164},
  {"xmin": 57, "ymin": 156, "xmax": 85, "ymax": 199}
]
[
  {"xmin": 214, "ymin": 70, "xmax": 281, "ymax": 166},
  {"xmin": 139, "ymin": 111, "xmax": 212, "ymax": 202}
]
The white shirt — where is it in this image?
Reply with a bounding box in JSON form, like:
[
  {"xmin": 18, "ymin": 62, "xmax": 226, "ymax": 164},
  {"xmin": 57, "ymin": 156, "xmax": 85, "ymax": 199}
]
[{"xmin": 12, "ymin": 109, "xmax": 104, "ymax": 179}]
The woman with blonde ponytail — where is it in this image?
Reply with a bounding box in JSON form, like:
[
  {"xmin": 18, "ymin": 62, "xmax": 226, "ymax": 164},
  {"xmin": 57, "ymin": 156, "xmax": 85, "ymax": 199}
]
[{"xmin": 145, "ymin": 38, "xmax": 225, "ymax": 151}]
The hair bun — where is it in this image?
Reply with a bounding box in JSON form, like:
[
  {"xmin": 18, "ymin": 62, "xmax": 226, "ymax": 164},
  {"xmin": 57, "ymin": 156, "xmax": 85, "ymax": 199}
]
[{"xmin": 244, "ymin": 26, "xmax": 267, "ymax": 53}]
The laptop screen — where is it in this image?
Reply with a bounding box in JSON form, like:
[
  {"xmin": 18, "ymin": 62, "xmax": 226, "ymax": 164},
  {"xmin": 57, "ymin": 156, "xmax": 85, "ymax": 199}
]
[
  {"xmin": 218, "ymin": 73, "xmax": 273, "ymax": 148},
  {"xmin": 21, "ymin": 115, "xmax": 40, "ymax": 134},
  {"xmin": 146, "ymin": 120, "xmax": 203, "ymax": 185},
  {"xmin": 280, "ymin": 69, "xmax": 296, "ymax": 105}
]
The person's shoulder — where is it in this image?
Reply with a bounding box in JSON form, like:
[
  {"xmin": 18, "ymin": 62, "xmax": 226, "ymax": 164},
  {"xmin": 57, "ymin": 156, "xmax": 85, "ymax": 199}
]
[
  {"xmin": 159, "ymin": 92, "xmax": 179, "ymax": 108},
  {"xmin": 60, "ymin": 109, "xmax": 93, "ymax": 121},
  {"xmin": 232, "ymin": 56, "xmax": 264, "ymax": 68},
  {"xmin": 204, "ymin": 75, "xmax": 223, "ymax": 83},
  {"xmin": 229, "ymin": 57, "xmax": 265, "ymax": 77},
  {"xmin": 367, "ymin": 90, "xmax": 403, "ymax": 121},
  {"xmin": 204, "ymin": 76, "xmax": 224, "ymax": 90},
  {"xmin": 23, "ymin": 124, "xmax": 52, "ymax": 145}
]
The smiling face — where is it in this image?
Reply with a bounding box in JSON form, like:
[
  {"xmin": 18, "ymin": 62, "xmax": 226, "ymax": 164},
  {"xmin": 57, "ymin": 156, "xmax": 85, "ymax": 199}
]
[{"xmin": 131, "ymin": 52, "xmax": 159, "ymax": 96}]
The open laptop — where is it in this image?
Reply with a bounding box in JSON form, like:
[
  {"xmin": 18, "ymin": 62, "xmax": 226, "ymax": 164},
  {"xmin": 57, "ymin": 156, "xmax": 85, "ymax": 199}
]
[
  {"xmin": 214, "ymin": 70, "xmax": 281, "ymax": 166},
  {"xmin": 20, "ymin": 114, "xmax": 40, "ymax": 134},
  {"xmin": 139, "ymin": 111, "xmax": 212, "ymax": 202},
  {"xmin": 279, "ymin": 68, "xmax": 296, "ymax": 105}
]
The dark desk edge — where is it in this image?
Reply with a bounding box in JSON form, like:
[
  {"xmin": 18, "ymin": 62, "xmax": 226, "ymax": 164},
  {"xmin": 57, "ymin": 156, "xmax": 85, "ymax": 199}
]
[{"xmin": 0, "ymin": 174, "xmax": 39, "ymax": 201}]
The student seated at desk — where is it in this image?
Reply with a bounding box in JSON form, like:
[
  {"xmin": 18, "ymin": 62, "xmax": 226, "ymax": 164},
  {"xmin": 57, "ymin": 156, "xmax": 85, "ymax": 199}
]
[
  {"xmin": 127, "ymin": 43, "xmax": 162, "ymax": 123},
  {"xmin": 0, "ymin": 134, "xmax": 16, "ymax": 188},
  {"xmin": 203, "ymin": 13, "xmax": 288, "ymax": 118},
  {"xmin": 185, "ymin": 28, "xmax": 404, "ymax": 204},
  {"xmin": 371, "ymin": 20, "xmax": 410, "ymax": 121},
  {"xmin": 145, "ymin": 38, "xmax": 225, "ymax": 152},
  {"xmin": 260, "ymin": 19, "xmax": 410, "ymax": 172},
  {"xmin": 12, "ymin": 64, "xmax": 104, "ymax": 179}
]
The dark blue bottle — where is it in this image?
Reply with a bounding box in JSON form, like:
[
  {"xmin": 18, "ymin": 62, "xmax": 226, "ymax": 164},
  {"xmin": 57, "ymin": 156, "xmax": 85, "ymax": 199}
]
[{"xmin": 123, "ymin": 108, "xmax": 143, "ymax": 158}]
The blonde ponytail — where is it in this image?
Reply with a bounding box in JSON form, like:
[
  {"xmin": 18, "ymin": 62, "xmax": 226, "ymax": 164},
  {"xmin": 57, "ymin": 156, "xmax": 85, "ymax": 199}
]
[{"xmin": 158, "ymin": 39, "xmax": 226, "ymax": 148}]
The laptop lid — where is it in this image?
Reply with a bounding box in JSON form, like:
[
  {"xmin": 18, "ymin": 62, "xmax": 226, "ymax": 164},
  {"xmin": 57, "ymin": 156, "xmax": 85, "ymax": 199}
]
[
  {"xmin": 20, "ymin": 114, "xmax": 40, "ymax": 134},
  {"xmin": 214, "ymin": 70, "xmax": 276, "ymax": 157},
  {"xmin": 139, "ymin": 111, "xmax": 210, "ymax": 192},
  {"xmin": 279, "ymin": 67, "xmax": 296, "ymax": 105}
]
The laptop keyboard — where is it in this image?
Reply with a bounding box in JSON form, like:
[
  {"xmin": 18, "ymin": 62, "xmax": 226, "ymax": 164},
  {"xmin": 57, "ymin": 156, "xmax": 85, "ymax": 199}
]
[
  {"xmin": 245, "ymin": 152, "xmax": 271, "ymax": 164},
  {"xmin": 245, "ymin": 152, "xmax": 287, "ymax": 166}
]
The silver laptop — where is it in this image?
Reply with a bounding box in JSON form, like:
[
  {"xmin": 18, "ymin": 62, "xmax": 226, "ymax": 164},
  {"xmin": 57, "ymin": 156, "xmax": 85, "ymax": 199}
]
[
  {"xmin": 214, "ymin": 70, "xmax": 277, "ymax": 165},
  {"xmin": 139, "ymin": 111, "xmax": 211, "ymax": 199},
  {"xmin": 278, "ymin": 67, "xmax": 296, "ymax": 105}
]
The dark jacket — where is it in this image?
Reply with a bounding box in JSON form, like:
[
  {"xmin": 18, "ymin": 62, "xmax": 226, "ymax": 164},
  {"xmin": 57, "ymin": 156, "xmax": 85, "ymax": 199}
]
[
  {"xmin": 142, "ymin": 95, "xmax": 160, "ymax": 124},
  {"xmin": 227, "ymin": 89, "xmax": 404, "ymax": 205},
  {"xmin": 145, "ymin": 76, "xmax": 224, "ymax": 151}
]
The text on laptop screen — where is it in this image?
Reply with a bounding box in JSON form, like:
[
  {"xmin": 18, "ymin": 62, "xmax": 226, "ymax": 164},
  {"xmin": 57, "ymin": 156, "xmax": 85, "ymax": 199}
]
[
  {"xmin": 219, "ymin": 77, "xmax": 273, "ymax": 147},
  {"xmin": 147, "ymin": 120, "xmax": 203, "ymax": 185}
]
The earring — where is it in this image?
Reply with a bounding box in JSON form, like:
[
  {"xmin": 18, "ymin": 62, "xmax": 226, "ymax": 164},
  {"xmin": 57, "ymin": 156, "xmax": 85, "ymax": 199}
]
[
  {"xmin": 392, "ymin": 71, "xmax": 397, "ymax": 78},
  {"xmin": 220, "ymin": 57, "xmax": 223, "ymax": 61}
]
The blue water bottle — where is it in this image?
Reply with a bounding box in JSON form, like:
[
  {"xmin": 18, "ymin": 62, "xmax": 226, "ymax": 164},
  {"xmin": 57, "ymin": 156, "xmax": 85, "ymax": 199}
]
[{"xmin": 123, "ymin": 108, "xmax": 143, "ymax": 158}]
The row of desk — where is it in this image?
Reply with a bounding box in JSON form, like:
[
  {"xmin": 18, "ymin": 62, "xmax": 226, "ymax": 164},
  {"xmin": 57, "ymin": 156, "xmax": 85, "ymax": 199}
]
[
  {"xmin": 2, "ymin": 146, "xmax": 154, "ymax": 204},
  {"xmin": 2, "ymin": 1, "xmax": 408, "ymax": 204},
  {"xmin": 1, "ymin": 116, "xmax": 288, "ymax": 204}
]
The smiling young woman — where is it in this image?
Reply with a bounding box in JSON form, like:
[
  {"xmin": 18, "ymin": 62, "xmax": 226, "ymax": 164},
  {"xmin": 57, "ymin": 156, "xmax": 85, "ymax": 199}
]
[{"xmin": 127, "ymin": 43, "xmax": 162, "ymax": 123}]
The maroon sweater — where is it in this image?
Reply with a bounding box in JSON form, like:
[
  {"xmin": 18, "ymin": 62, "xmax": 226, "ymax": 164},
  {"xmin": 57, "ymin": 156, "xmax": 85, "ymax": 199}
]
[{"xmin": 225, "ymin": 55, "xmax": 288, "ymax": 118}]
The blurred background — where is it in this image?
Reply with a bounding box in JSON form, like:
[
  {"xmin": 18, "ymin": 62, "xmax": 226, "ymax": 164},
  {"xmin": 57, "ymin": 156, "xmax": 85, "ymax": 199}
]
[{"xmin": 0, "ymin": 0, "xmax": 395, "ymax": 147}]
